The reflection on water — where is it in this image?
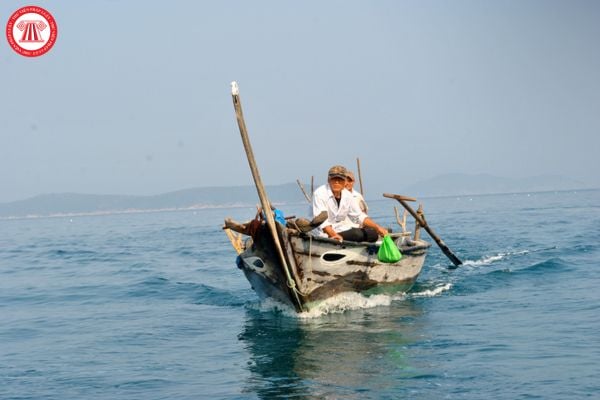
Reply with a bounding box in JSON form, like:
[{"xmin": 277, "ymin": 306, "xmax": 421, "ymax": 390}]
[{"xmin": 238, "ymin": 299, "xmax": 426, "ymax": 399}]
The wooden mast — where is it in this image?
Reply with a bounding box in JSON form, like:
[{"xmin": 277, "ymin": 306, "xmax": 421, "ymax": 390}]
[{"xmin": 230, "ymin": 82, "xmax": 304, "ymax": 310}]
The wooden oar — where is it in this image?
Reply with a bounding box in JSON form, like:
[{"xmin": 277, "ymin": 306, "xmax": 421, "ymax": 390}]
[
  {"xmin": 384, "ymin": 193, "xmax": 463, "ymax": 268},
  {"xmin": 231, "ymin": 82, "xmax": 304, "ymax": 310}
]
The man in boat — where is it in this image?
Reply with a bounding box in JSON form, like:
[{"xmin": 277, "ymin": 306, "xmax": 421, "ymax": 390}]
[{"xmin": 311, "ymin": 165, "xmax": 387, "ymax": 242}]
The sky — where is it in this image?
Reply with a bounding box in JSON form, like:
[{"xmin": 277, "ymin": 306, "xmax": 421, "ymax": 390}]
[{"xmin": 1, "ymin": 0, "xmax": 599, "ymax": 203}]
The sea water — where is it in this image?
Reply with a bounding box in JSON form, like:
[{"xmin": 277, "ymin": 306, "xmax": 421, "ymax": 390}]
[{"xmin": 1, "ymin": 190, "xmax": 599, "ymax": 399}]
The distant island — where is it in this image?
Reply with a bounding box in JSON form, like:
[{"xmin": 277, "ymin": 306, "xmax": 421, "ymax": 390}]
[
  {"xmin": 0, "ymin": 183, "xmax": 306, "ymax": 219},
  {"xmin": 0, "ymin": 174, "xmax": 592, "ymax": 219},
  {"xmin": 400, "ymin": 173, "xmax": 589, "ymax": 198}
]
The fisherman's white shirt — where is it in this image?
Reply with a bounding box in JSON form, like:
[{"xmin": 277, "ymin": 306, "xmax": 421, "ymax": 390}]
[
  {"xmin": 311, "ymin": 184, "xmax": 367, "ymax": 237},
  {"xmin": 348, "ymin": 190, "xmax": 368, "ymax": 226}
]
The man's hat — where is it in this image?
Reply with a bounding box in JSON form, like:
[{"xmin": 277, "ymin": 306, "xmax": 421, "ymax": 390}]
[
  {"xmin": 328, "ymin": 165, "xmax": 347, "ymax": 179},
  {"xmin": 346, "ymin": 171, "xmax": 355, "ymax": 181}
]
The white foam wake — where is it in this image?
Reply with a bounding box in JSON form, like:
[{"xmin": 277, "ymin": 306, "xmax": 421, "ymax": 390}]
[
  {"xmin": 463, "ymin": 248, "xmax": 536, "ymax": 267},
  {"xmin": 251, "ymin": 284, "xmax": 452, "ymax": 319},
  {"xmin": 249, "ymin": 297, "xmax": 297, "ymax": 315},
  {"xmin": 408, "ymin": 283, "xmax": 452, "ymax": 298},
  {"xmin": 298, "ymin": 292, "xmax": 396, "ymax": 319},
  {"xmin": 463, "ymin": 253, "xmax": 507, "ymax": 266},
  {"xmin": 249, "ymin": 292, "xmax": 399, "ymax": 318}
]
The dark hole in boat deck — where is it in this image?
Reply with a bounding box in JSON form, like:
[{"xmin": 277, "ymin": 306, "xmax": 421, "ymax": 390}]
[{"xmin": 322, "ymin": 253, "xmax": 347, "ymax": 262}]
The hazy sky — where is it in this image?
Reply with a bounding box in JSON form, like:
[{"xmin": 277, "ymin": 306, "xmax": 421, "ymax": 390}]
[{"xmin": 1, "ymin": 0, "xmax": 599, "ymax": 203}]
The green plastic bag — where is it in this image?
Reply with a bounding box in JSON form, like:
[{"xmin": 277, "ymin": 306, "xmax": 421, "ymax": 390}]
[{"xmin": 377, "ymin": 235, "xmax": 402, "ymax": 263}]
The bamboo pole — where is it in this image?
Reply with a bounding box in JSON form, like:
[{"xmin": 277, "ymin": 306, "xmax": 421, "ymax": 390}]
[
  {"xmin": 231, "ymin": 82, "xmax": 304, "ymax": 310},
  {"xmin": 356, "ymin": 157, "xmax": 364, "ymax": 196},
  {"xmin": 384, "ymin": 193, "xmax": 463, "ymax": 267},
  {"xmin": 296, "ymin": 179, "xmax": 311, "ymax": 203},
  {"xmin": 414, "ymin": 204, "xmax": 423, "ymax": 240}
]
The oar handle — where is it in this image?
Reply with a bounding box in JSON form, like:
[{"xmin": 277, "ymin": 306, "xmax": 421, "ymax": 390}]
[{"xmin": 384, "ymin": 193, "xmax": 463, "ymax": 267}]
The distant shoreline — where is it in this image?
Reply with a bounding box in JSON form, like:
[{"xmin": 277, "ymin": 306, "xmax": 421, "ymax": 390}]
[
  {"xmin": 412, "ymin": 187, "xmax": 599, "ymax": 201},
  {"xmin": 1, "ymin": 188, "xmax": 596, "ymax": 221},
  {"xmin": 0, "ymin": 203, "xmax": 260, "ymax": 221}
]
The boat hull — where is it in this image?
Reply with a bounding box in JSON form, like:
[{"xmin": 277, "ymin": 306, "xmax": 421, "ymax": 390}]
[{"xmin": 236, "ymin": 225, "xmax": 430, "ymax": 311}]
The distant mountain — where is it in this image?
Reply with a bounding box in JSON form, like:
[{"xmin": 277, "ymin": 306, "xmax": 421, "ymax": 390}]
[
  {"xmin": 402, "ymin": 173, "xmax": 589, "ymax": 197},
  {"xmin": 1, "ymin": 174, "xmax": 592, "ymax": 218},
  {"xmin": 0, "ymin": 183, "xmax": 307, "ymax": 218}
]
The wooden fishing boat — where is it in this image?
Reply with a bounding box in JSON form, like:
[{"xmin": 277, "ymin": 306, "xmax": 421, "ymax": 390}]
[
  {"xmin": 224, "ymin": 82, "xmax": 462, "ymax": 313},
  {"xmin": 225, "ymin": 211, "xmax": 432, "ymax": 312}
]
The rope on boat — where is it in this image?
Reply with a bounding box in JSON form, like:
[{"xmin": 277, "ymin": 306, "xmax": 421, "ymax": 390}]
[
  {"xmin": 282, "ymin": 235, "xmax": 312, "ymax": 298},
  {"xmin": 307, "ymin": 235, "xmax": 313, "ymax": 277},
  {"xmin": 288, "ymin": 279, "xmax": 309, "ymax": 297},
  {"xmin": 289, "ymin": 236, "xmax": 312, "ymax": 298}
]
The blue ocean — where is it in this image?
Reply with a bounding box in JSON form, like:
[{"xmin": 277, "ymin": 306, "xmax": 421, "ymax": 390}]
[{"xmin": 1, "ymin": 189, "xmax": 599, "ymax": 399}]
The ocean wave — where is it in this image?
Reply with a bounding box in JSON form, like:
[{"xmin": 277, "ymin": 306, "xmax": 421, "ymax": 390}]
[
  {"xmin": 192, "ymin": 282, "xmax": 248, "ymax": 307},
  {"xmin": 38, "ymin": 247, "xmax": 135, "ymax": 264},
  {"xmin": 477, "ymin": 257, "xmax": 569, "ymax": 278},
  {"xmin": 515, "ymin": 257, "xmax": 570, "ymax": 275},
  {"xmin": 451, "ymin": 257, "xmax": 569, "ymax": 296},
  {"xmin": 127, "ymin": 277, "xmax": 247, "ymax": 307}
]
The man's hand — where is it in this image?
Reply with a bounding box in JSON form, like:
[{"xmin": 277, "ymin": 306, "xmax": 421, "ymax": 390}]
[
  {"xmin": 324, "ymin": 226, "xmax": 343, "ymax": 242},
  {"xmin": 331, "ymin": 233, "xmax": 343, "ymax": 242}
]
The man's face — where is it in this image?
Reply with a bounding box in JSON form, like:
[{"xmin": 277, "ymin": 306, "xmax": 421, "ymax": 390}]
[
  {"xmin": 328, "ymin": 176, "xmax": 346, "ymax": 194},
  {"xmin": 345, "ymin": 177, "xmax": 354, "ymax": 191}
]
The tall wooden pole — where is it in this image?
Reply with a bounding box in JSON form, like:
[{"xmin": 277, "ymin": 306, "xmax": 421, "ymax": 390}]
[
  {"xmin": 356, "ymin": 157, "xmax": 364, "ymax": 196},
  {"xmin": 296, "ymin": 179, "xmax": 311, "ymax": 203},
  {"xmin": 231, "ymin": 82, "xmax": 304, "ymax": 310}
]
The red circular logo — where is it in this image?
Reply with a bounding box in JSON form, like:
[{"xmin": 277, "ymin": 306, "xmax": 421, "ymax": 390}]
[{"xmin": 6, "ymin": 6, "xmax": 58, "ymax": 57}]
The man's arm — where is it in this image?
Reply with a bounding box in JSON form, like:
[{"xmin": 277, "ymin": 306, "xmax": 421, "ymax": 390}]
[{"xmin": 363, "ymin": 217, "xmax": 388, "ymax": 237}]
